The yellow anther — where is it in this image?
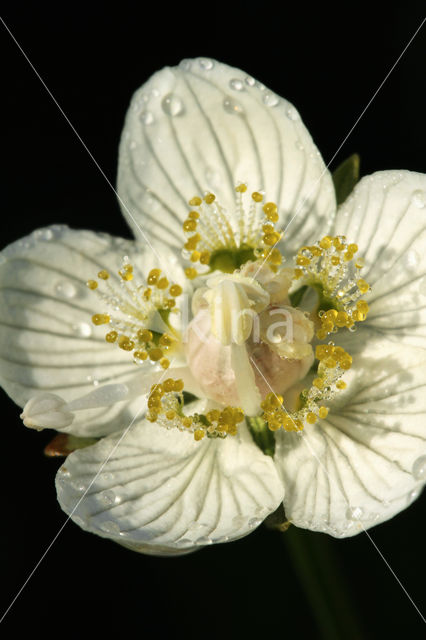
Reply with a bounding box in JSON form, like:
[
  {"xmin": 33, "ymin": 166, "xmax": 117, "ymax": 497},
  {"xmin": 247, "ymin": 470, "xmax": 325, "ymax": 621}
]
[
  {"xmin": 165, "ymin": 298, "xmax": 176, "ymax": 309},
  {"xmin": 296, "ymin": 255, "xmax": 311, "ymax": 266},
  {"xmin": 147, "ymin": 412, "xmax": 158, "ymax": 423},
  {"xmin": 97, "ymin": 270, "xmax": 109, "ymax": 280},
  {"xmin": 134, "ymin": 350, "xmax": 148, "ymax": 360},
  {"xmin": 339, "ymin": 356, "xmax": 352, "ymax": 370},
  {"xmin": 169, "ymin": 284, "xmax": 183, "ymax": 297},
  {"xmin": 335, "ymin": 311, "xmax": 348, "ymax": 328},
  {"xmin": 92, "ymin": 313, "xmax": 110, "ymax": 325},
  {"xmin": 348, "ymin": 243, "xmax": 358, "ymax": 253},
  {"xmin": 137, "ymin": 329, "xmax": 153, "ymax": 343},
  {"xmin": 190, "ymin": 251, "xmax": 201, "ymax": 262},
  {"xmin": 119, "ymin": 269, "xmax": 133, "ymax": 281},
  {"xmin": 199, "ymin": 250, "xmax": 211, "ymax": 265},
  {"xmin": 105, "ymin": 330, "xmax": 118, "ymax": 343},
  {"xmin": 149, "ymin": 348, "xmax": 163, "ymax": 361},
  {"xmin": 324, "ymin": 356, "xmax": 337, "ymax": 368},
  {"xmin": 162, "ymin": 379, "xmax": 175, "ymax": 392},
  {"xmin": 357, "ymin": 279, "xmax": 370, "ymax": 294},
  {"xmin": 184, "ymin": 234, "xmax": 200, "ymax": 250},
  {"xmin": 204, "ymin": 193, "xmax": 216, "ymax": 204},
  {"xmin": 165, "ymin": 410, "xmax": 176, "ymax": 420},
  {"xmin": 316, "ymin": 344, "xmax": 333, "ymax": 360},
  {"xmin": 319, "ymin": 236, "xmax": 332, "ymax": 250},
  {"xmin": 355, "ymin": 258, "xmax": 365, "ymax": 269},
  {"xmin": 194, "ymin": 429, "xmax": 205, "ymax": 441},
  {"xmin": 263, "ymin": 202, "xmax": 278, "ymax": 222},
  {"xmin": 306, "ymin": 412, "xmax": 317, "ymax": 424},
  {"xmin": 206, "ymin": 410, "xmax": 220, "ymax": 423},
  {"xmin": 157, "ymin": 277, "xmax": 169, "ymax": 289},
  {"xmin": 118, "ymin": 335, "xmax": 134, "ymax": 351},
  {"xmin": 189, "ymin": 196, "xmax": 202, "ymax": 206},
  {"xmin": 148, "ymin": 397, "xmax": 162, "ymax": 410},
  {"xmin": 183, "ymin": 219, "xmax": 197, "ymax": 232},
  {"xmin": 331, "ymin": 256, "xmax": 340, "ymax": 266},
  {"xmin": 313, "ymin": 377, "xmax": 324, "ymax": 389},
  {"xmin": 147, "ymin": 268, "xmax": 161, "ymax": 285},
  {"xmin": 263, "ymin": 223, "xmax": 275, "ymax": 234},
  {"xmin": 160, "ymin": 358, "xmax": 170, "ymax": 369},
  {"xmin": 336, "ymin": 380, "xmax": 347, "ymax": 389},
  {"xmin": 183, "ymin": 417, "xmax": 193, "ymax": 428},
  {"xmin": 173, "ymin": 379, "xmax": 184, "ymax": 392},
  {"xmin": 318, "ymin": 406, "xmax": 329, "ymax": 419},
  {"xmin": 343, "ymin": 251, "xmax": 354, "ymax": 262},
  {"xmin": 333, "ymin": 237, "xmax": 346, "ymax": 251},
  {"xmin": 356, "ymin": 300, "xmax": 369, "ymax": 314},
  {"xmin": 143, "ymin": 288, "xmax": 152, "ymax": 300},
  {"xmin": 159, "ymin": 334, "xmax": 173, "ymax": 347},
  {"xmin": 263, "ymin": 232, "xmax": 281, "ymax": 246},
  {"xmin": 188, "ymin": 210, "xmax": 200, "ymax": 220},
  {"xmin": 268, "ymin": 248, "xmax": 282, "ymax": 265},
  {"xmin": 235, "ymin": 184, "xmax": 247, "ymax": 192},
  {"xmin": 252, "ymin": 191, "xmax": 263, "ymax": 202},
  {"xmin": 185, "ymin": 267, "xmax": 198, "ymax": 280},
  {"xmin": 86, "ymin": 279, "xmax": 98, "ymax": 290},
  {"xmin": 294, "ymin": 268, "xmax": 304, "ymax": 279}
]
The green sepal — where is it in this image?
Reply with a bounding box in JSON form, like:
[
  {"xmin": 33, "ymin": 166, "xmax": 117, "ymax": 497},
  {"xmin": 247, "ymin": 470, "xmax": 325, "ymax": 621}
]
[
  {"xmin": 332, "ymin": 153, "xmax": 360, "ymax": 205},
  {"xmin": 246, "ymin": 416, "xmax": 275, "ymax": 457}
]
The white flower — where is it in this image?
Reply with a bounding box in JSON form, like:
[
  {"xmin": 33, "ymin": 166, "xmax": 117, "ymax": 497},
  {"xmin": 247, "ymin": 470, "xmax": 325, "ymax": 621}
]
[{"xmin": 1, "ymin": 58, "xmax": 426, "ymax": 556}]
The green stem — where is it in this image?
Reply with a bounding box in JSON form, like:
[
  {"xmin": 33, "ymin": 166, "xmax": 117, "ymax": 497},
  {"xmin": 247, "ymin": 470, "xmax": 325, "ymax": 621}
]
[
  {"xmin": 246, "ymin": 416, "xmax": 275, "ymax": 457},
  {"xmin": 283, "ymin": 527, "xmax": 363, "ymax": 640}
]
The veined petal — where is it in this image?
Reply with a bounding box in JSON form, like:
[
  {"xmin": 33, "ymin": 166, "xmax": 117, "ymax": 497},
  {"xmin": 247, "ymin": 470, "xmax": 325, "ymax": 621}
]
[
  {"xmin": 0, "ymin": 226, "xmax": 185, "ymax": 437},
  {"xmin": 275, "ymin": 340, "xmax": 426, "ymax": 537},
  {"xmin": 118, "ymin": 58, "xmax": 336, "ymax": 253},
  {"xmin": 56, "ymin": 419, "xmax": 284, "ymax": 554},
  {"xmin": 332, "ymin": 171, "xmax": 426, "ymax": 349}
]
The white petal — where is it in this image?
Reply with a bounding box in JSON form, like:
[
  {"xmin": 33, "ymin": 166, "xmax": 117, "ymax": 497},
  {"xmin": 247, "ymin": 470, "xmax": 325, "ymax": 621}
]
[
  {"xmin": 0, "ymin": 226, "xmax": 183, "ymax": 436},
  {"xmin": 275, "ymin": 341, "xmax": 426, "ymax": 537},
  {"xmin": 56, "ymin": 419, "xmax": 283, "ymax": 553},
  {"xmin": 118, "ymin": 58, "xmax": 336, "ymax": 253},
  {"xmin": 333, "ymin": 171, "xmax": 426, "ymax": 349}
]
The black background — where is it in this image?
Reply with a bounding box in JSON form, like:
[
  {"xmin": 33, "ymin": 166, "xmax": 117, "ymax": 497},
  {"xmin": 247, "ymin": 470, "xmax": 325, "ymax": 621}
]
[{"xmin": 1, "ymin": 3, "xmax": 426, "ymax": 638}]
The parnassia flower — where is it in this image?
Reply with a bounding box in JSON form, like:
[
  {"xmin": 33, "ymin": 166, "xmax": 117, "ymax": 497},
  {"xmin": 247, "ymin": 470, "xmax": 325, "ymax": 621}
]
[{"xmin": 1, "ymin": 58, "xmax": 426, "ymax": 556}]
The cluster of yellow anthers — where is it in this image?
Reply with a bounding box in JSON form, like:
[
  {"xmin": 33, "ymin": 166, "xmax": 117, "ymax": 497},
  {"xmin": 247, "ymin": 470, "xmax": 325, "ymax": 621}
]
[
  {"xmin": 86, "ymin": 262, "xmax": 183, "ymax": 370},
  {"xmin": 182, "ymin": 185, "xmax": 283, "ymax": 278},
  {"xmin": 293, "ymin": 235, "xmax": 370, "ymax": 339},
  {"xmin": 147, "ymin": 379, "xmax": 245, "ymax": 441},
  {"xmin": 260, "ymin": 342, "xmax": 351, "ymax": 432}
]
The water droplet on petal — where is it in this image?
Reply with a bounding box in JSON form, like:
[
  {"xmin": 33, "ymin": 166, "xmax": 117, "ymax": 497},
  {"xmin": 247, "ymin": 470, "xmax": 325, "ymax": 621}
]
[
  {"xmin": 179, "ymin": 59, "xmax": 192, "ymax": 71},
  {"xmin": 100, "ymin": 490, "xmax": 117, "ymax": 505},
  {"xmin": 256, "ymin": 81, "xmax": 265, "ymax": 91},
  {"xmin": 229, "ymin": 78, "xmax": 244, "ymax": 91},
  {"xmin": 346, "ymin": 506, "xmax": 363, "ymax": 520},
  {"xmin": 262, "ymin": 92, "xmax": 279, "ymax": 107},
  {"xmin": 248, "ymin": 517, "xmax": 262, "ymax": 528},
  {"xmin": 139, "ymin": 111, "xmax": 154, "ymax": 125},
  {"xmin": 176, "ymin": 538, "xmax": 193, "ymax": 547},
  {"xmin": 407, "ymin": 487, "xmax": 421, "ymax": 503},
  {"xmin": 195, "ymin": 536, "xmax": 213, "ymax": 545},
  {"xmin": 34, "ymin": 228, "xmax": 54, "ymax": 241},
  {"xmin": 161, "ymin": 93, "xmax": 184, "ymax": 117},
  {"xmin": 295, "ymin": 140, "xmax": 304, "ymax": 150},
  {"xmin": 99, "ymin": 520, "xmax": 120, "ymax": 535},
  {"xmin": 58, "ymin": 466, "xmax": 70, "ymax": 477},
  {"xmin": 403, "ymin": 250, "xmax": 419, "ymax": 272},
  {"xmin": 223, "ymin": 96, "xmax": 244, "ymax": 115},
  {"xmin": 412, "ymin": 455, "xmax": 426, "ymax": 480},
  {"xmin": 55, "ymin": 280, "xmax": 77, "ymax": 299},
  {"xmin": 199, "ymin": 58, "xmax": 214, "ymax": 70},
  {"xmin": 286, "ymin": 106, "xmax": 300, "ymax": 121},
  {"xmin": 73, "ymin": 322, "xmax": 92, "ymax": 338},
  {"xmin": 245, "ymin": 76, "xmax": 255, "ymax": 87},
  {"xmin": 411, "ymin": 190, "xmax": 426, "ymax": 209}
]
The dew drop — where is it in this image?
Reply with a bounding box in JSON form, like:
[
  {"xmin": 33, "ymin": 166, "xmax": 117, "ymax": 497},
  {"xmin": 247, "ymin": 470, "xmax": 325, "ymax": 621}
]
[
  {"xmin": 411, "ymin": 190, "xmax": 426, "ymax": 209},
  {"xmin": 58, "ymin": 466, "xmax": 70, "ymax": 477},
  {"xmin": 179, "ymin": 59, "xmax": 192, "ymax": 71},
  {"xmin": 73, "ymin": 322, "xmax": 92, "ymax": 338},
  {"xmin": 403, "ymin": 250, "xmax": 419, "ymax": 272},
  {"xmin": 100, "ymin": 490, "xmax": 118, "ymax": 505},
  {"xmin": 87, "ymin": 374, "xmax": 100, "ymax": 387},
  {"xmin": 256, "ymin": 81, "xmax": 265, "ymax": 91},
  {"xmin": 407, "ymin": 487, "xmax": 421, "ymax": 503},
  {"xmin": 262, "ymin": 92, "xmax": 279, "ymax": 107},
  {"xmin": 223, "ymin": 96, "xmax": 244, "ymax": 115},
  {"xmin": 34, "ymin": 228, "xmax": 54, "ymax": 242},
  {"xmin": 55, "ymin": 280, "xmax": 77, "ymax": 299},
  {"xmin": 101, "ymin": 472, "xmax": 114, "ymax": 482},
  {"xmin": 229, "ymin": 78, "xmax": 244, "ymax": 91},
  {"xmin": 161, "ymin": 93, "xmax": 184, "ymax": 117},
  {"xmin": 176, "ymin": 538, "xmax": 193, "ymax": 547},
  {"xmin": 346, "ymin": 506, "xmax": 363, "ymax": 520},
  {"xmin": 286, "ymin": 106, "xmax": 300, "ymax": 121},
  {"xmin": 139, "ymin": 111, "xmax": 154, "ymax": 125},
  {"xmin": 245, "ymin": 76, "xmax": 255, "ymax": 87},
  {"xmin": 99, "ymin": 520, "xmax": 120, "ymax": 535},
  {"xmin": 295, "ymin": 140, "xmax": 304, "ymax": 150},
  {"xmin": 248, "ymin": 517, "xmax": 262, "ymax": 528},
  {"xmin": 412, "ymin": 455, "xmax": 426, "ymax": 480},
  {"xmin": 195, "ymin": 536, "xmax": 213, "ymax": 545},
  {"xmin": 199, "ymin": 58, "xmax": 214, "ymax": 70}
]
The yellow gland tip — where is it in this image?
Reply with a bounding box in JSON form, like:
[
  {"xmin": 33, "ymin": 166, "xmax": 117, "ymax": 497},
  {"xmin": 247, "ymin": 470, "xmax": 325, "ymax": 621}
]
[{"xmin": 92, "ymin": 313, "xmax": 110, "ymax": 325}]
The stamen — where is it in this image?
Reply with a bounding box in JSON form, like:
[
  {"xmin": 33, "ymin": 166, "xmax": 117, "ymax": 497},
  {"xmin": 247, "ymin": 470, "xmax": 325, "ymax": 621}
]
[
  {"xmin": 293, "ymin": 235, "xmax": 370, "ymax": 339},
  {"xmin": 86, "ymin": 258, "xmax": 184, "ymax": 369},
  {"xmin": 181, "ymin": 186, "xmax": 284, "ymax": 276},
  {"xmin": 147, "ymin": 380, "xmax": 244, "ymax": 441}
]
